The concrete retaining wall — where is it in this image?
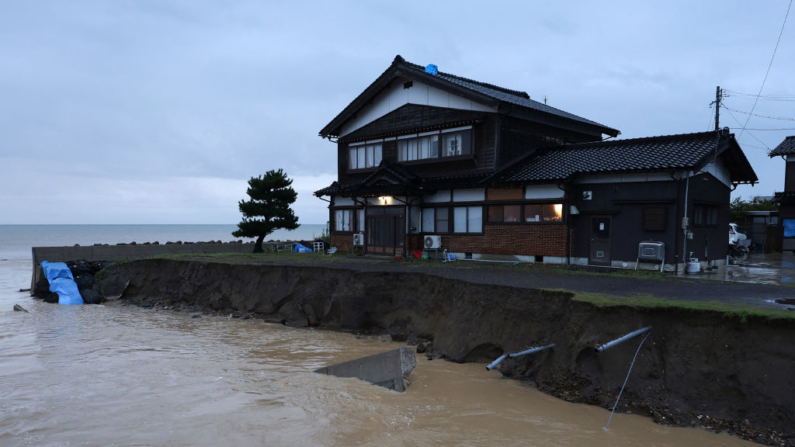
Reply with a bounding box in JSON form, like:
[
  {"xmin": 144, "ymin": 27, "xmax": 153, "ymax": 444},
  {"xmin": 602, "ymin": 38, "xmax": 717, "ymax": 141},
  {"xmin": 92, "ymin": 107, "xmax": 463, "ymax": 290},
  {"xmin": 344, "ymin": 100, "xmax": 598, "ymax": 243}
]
[{"xmin": 30, "ymin": 242, "xmax": 268, "ymax": 291}]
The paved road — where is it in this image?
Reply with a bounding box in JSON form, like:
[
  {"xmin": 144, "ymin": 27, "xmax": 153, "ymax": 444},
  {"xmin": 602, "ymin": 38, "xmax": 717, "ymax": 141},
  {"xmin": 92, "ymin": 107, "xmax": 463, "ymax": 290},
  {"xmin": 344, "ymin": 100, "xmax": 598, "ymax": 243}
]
[{"xmin": 245, "ymin": 256, "xmax": 795, "ymax": 310}]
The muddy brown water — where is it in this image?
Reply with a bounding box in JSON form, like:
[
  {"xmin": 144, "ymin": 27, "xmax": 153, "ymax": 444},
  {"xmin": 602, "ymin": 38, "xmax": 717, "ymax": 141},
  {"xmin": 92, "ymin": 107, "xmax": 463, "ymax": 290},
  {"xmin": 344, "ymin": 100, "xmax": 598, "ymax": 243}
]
[{"xmin": 1, "ymin": 262, "xmax": 754, "ymax": 447}]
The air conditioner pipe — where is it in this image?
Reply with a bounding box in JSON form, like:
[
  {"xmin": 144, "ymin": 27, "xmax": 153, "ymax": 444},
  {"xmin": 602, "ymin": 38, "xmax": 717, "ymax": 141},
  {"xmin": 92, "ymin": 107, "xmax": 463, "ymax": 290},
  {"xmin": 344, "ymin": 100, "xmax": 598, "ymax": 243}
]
[
  {"xmin": 486, "ymin": 343, "xmax": 555, "ymax": 371},
  {"xmin": 595, "ymin": 327, "xmax": 651, "ymax": 353}
]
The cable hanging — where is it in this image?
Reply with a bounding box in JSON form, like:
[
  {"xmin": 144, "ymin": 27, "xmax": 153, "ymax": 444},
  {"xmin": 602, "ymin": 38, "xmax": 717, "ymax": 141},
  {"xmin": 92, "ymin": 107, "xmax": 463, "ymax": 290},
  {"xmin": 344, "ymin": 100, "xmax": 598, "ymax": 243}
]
[
  {"xmin": 739, "ymin": 0, "xmax": 793, "ymax": 139},
  {"xmin": 721, "ymin": 105, "xmax": 770, "ymax": 150}
]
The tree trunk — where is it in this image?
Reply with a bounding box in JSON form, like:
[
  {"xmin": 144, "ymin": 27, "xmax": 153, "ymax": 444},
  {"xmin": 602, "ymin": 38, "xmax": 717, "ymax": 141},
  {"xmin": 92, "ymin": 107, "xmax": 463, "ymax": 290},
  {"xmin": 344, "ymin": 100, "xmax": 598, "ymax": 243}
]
[{"xmin": 253, "ymin": 235, "xmax": 265, "ymax": 253}]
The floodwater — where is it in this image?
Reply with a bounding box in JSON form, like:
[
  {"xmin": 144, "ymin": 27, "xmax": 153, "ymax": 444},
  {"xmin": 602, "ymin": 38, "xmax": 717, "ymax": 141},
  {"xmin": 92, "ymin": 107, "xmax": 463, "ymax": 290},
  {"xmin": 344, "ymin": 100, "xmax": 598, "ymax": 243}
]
[
  {"xmin": 0, "ymin": 259, "xmax": 754, "ymax": 446},
  {"xmin": 689, "ymin": 252, "xmax": 795, "ymax": 288}
]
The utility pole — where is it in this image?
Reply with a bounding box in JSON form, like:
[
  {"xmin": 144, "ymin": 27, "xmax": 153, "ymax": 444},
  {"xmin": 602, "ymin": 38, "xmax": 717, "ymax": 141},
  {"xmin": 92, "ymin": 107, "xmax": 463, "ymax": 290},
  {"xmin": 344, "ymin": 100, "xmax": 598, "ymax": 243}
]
[{"xmin": 710, "ymin": 86, "xmax": 722, "ymax": 131}]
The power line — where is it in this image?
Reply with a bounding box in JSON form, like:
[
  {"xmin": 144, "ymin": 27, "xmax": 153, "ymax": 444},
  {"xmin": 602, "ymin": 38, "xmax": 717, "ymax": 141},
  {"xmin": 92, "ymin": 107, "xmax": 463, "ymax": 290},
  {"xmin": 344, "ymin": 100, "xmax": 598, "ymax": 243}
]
[
  {"xmin": 724, "ymin": 90, "xmax": 795, "ymax": 102},
  {"xmin": 739, "ymin": 0, "xmax": 793, "ymax": 139},
  {"xmin": 724, "ymin": 105, "xmax": 795, "ymax": 122},
  {"xmin": 728, "ymin": 127, "xmax": 795, "ymax": 131},
  {"xmin": 721, "ymin": 105, "xmax": 770, "ymax": 150}
]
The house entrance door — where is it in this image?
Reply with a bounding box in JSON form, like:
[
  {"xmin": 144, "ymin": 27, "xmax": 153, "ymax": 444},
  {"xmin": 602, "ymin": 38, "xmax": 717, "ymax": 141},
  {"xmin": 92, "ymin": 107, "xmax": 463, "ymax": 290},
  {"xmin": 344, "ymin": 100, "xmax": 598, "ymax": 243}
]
[
  {"xmin": 589, "ymin": 216, "xmax": 611, "ymax": 266},
  {"xmin": 365, "ymin": 206, "xmax": 405, "ymax": 256}
]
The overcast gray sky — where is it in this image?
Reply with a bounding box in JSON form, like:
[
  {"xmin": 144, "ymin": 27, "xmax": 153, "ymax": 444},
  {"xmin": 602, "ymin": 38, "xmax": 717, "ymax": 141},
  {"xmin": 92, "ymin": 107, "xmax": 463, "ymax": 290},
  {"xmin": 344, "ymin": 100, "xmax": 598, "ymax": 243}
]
[{"xmin": 1, "ymin": 0, "xmax": 793, "ymax": 224}]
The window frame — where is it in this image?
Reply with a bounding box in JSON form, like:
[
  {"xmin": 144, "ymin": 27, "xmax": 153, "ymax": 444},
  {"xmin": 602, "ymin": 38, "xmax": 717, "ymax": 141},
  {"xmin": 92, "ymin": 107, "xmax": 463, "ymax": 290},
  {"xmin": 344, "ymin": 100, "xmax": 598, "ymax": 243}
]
[
  {"xmin": 693, "ymin": 203, "xmax": 719, "ymax": 228},
  {"xmin": 333, "ymin": 208, "xmax": 353, "ymax": 233},
  {"xmin": 420, "ymin": 206, "xmax": 451, "ymax": 234},
  {"xmin": 396, "ymin": 128, "xmax": 473, "ymax": 164},
  {"xmin": 453, "ymin": 206, "xmax": 483, "ymax": 234},
  {"xmin": 347, "ymin": 142, "xmax": 382, "ymax": 171}
]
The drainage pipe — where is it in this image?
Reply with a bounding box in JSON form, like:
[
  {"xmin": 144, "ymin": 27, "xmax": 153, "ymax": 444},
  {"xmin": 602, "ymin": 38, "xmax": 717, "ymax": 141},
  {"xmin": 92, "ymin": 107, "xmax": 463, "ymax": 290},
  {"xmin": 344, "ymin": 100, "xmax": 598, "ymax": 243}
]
[
  {"xmin": 486, "ymin": 343, "xmax": 555, "ymax": 371},
  {"xmin": 595, "ymin": 327, "xmax": 651, "ymax": 353},
  {"xmin": 485, "ymin": 354, "xmax": 508, "ymax": 371}
]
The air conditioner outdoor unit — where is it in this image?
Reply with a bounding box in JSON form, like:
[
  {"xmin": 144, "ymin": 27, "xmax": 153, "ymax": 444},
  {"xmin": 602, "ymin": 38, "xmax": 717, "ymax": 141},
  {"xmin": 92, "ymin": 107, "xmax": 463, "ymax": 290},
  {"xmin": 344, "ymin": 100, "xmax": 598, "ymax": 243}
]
[
  {"xmin": 424, "ymin": 235, "xmax": 442, "ymax": 249},
  {"xmin": 353, "ymin": 233, "xmax": 364, "ymax": 247}
]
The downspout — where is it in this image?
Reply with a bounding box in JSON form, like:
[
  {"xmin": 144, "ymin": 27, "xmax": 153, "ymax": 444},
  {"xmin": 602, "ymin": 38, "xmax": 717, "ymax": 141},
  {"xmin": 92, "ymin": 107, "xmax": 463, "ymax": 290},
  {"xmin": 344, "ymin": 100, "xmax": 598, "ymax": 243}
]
[
  {"xmin": 671, "ymin": 173, "xmax": 681, "ymax": 276},
  {"xmin": 558, "ymin": 182, "xmax": 571, "ymax": 266},
  {"xmin": 682, "ymin": 171, "xmax": 691, "ymax": 273}
]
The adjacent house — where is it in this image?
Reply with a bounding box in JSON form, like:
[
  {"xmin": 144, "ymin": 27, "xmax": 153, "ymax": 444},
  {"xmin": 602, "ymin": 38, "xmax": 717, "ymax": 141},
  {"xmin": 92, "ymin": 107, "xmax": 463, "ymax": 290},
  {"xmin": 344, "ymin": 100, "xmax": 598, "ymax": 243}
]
[
  {"xmin": 315, "ymin": 55, "xmax": 758, "ymax": 271},
  {"xmin": 770, "ymin": 136, "xmax": 795, "ymax": 251}
]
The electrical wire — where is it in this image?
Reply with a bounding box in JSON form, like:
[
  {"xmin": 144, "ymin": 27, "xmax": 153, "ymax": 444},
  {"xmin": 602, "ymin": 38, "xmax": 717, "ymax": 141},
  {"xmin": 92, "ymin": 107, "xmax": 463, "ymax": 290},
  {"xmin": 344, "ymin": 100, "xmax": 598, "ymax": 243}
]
[
  {"xmin": 729, "ymin": 127, "xmax": 795, "ymax": 131},
  {"xmin": 739, "ymin": 0, "xmax": 793, "ymax": 139},
  {"xmin": 724, "ymin": 105, "xmax": 795, "ymax": 122},
  {"xmin": 721, "ymin": 105, "xmax": 770, "ymax": 150},
  {"xmin": 724, "ymin": 89, "xmax": 795, "ymax": 102}
]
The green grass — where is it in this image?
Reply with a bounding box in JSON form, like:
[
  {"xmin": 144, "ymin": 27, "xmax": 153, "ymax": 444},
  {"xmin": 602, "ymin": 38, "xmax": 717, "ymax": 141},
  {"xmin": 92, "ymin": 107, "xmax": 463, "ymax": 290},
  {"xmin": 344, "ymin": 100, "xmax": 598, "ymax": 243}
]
[
  {"xmin": 572, "ymin": 291, "xmax": 795, "ymax": 322},
  {"xmin": 153, "ymin": 251, "xmax": 372, "ymax": 265}
]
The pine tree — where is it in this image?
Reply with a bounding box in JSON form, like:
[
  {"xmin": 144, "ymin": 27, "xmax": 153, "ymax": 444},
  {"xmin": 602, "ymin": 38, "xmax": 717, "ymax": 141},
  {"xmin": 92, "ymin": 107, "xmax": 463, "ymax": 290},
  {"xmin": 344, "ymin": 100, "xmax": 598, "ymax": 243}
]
[{"xmin": 232, "ymin": 169, "xmax": 300, "ymax": 253}]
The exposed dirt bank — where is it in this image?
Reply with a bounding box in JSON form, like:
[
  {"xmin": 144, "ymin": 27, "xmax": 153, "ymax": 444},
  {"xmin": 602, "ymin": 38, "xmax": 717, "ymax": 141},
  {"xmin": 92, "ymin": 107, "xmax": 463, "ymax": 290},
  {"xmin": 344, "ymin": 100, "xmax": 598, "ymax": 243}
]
[{"xmin": 97, "ymin": 258, "xmax": 795, "ymax": 445}]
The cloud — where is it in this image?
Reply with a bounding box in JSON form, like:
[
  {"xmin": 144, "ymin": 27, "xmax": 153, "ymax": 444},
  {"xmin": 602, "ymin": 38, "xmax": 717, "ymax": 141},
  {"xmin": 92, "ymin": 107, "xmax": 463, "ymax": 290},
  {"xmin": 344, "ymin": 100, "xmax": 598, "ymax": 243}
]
[{"xmin": 0, "ymin": 0, "xmax": 793, "ymax": 223}]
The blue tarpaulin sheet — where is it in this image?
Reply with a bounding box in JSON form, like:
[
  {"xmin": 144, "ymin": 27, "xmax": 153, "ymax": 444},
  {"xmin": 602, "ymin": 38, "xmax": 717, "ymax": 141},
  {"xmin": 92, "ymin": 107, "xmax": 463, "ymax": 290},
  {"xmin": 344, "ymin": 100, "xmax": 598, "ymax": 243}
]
[
  {"xmin": 784, "ymin": 219, "xmax": 795, "ymax": 238},
  {"xmin": 293, "ymin": 243, "xmax": 313, "ymax": 253},
  {"xmin": 50, "ymin": 278, "xmax": 84, "ymax": 305},
  {"xmin": 41, "ymin": 261, "xmax": 83, "ymax": 305},
  {"xmin": 41, "ymin": 261, "xmax": 74, "ymax": 282}
]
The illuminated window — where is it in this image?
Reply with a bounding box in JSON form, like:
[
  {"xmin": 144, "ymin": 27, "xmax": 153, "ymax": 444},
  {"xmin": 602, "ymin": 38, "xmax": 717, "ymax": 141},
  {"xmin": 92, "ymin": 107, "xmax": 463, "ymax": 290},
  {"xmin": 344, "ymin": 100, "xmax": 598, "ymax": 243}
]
[{"xmin": 524, "ymin": 204, "xmax": 563, "ymax": 222}]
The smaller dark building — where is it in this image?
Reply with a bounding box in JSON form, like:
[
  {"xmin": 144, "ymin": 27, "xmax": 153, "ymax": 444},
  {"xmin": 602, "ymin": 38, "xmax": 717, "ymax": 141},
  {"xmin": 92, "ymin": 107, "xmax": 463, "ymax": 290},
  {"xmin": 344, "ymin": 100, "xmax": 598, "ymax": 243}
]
[{"xmin": 769, "ymin": 136, "xmax": 795, "ymax": 251}]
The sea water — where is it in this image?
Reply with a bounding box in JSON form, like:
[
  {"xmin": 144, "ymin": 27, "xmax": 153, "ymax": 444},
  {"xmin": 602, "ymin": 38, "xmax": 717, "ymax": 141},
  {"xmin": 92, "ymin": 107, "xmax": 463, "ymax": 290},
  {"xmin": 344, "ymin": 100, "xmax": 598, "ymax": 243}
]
[{"xmin": 0, "ymin": 225, "xmax": 753, "ymax": 446}]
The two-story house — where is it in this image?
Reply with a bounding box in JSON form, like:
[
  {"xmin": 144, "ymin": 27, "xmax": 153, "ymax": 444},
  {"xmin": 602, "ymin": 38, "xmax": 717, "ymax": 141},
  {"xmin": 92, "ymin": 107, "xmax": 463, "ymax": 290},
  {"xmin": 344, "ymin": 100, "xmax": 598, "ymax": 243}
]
[{"xmin": 315, "ymin": 55, "xmax": 757, "ymax": 271}]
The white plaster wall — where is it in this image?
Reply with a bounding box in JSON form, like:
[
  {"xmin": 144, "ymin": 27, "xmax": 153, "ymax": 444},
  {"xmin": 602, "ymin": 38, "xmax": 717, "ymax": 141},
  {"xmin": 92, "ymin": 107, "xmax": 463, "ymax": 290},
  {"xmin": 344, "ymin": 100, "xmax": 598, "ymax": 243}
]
[
  {"xmin": 339, "ymin": 79, "xmax": 495, "ymax": 137},
  {"xmin": 425, "ymin": 190, "xmax": 451, "ymax": 203},
  {"xmin": 577, "ymin": 172, "xmax": 674, "ymax": 184},
  {"xmin": 525, "ymin": 184, "xmax": 565, "ymax": 199},
  {"xmin": 333, "ymin": 196, "xmax": 355, "ymax": 206},
  {"xmin": 453, "ymin": 189, "xmax": 486, "ymax": 202},
  {"xmin": 698, "ymin": 157, "xmax": 732, "ymax": 187},
  {"xmin": 409, "ymin": 206, "xmax": 421, "ymax": 233}
]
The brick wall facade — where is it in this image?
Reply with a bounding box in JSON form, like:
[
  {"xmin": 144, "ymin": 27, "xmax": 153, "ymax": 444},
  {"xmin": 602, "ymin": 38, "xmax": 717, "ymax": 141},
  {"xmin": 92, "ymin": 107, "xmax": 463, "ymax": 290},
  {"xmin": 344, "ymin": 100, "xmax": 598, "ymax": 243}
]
[
  {"xmin": 331, "ymin": 234, "xmax": 355, "ymax": 253},
  {"xmin": 408, "ymin": 224, "xmax": 570, "ymax": 257},
  {"xmin": 334, "ymin": 225, "xmax": 572, "ymax": 258}
]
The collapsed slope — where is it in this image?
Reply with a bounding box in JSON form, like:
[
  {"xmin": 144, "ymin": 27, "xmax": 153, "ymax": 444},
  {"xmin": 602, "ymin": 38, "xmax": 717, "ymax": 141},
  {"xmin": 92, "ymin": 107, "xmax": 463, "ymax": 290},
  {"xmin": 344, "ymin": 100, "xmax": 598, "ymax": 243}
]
[{"xmin": 97, "ymin": 258, "xmax": 795, "ymax": 444}]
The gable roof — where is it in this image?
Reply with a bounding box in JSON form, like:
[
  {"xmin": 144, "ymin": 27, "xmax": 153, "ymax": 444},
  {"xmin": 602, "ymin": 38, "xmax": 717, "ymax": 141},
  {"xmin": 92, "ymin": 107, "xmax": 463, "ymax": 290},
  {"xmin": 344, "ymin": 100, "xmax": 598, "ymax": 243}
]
[
  {"xmin": 769, "ymin": 136, "xmax": 795, "ymax": 157},
  {"xmin": 489, "ymin": 130, "xmax": 758, "ymax": 185},
  {"xmin": 319, "ymin": 55, "xmax": 620, "ymax": 139}
]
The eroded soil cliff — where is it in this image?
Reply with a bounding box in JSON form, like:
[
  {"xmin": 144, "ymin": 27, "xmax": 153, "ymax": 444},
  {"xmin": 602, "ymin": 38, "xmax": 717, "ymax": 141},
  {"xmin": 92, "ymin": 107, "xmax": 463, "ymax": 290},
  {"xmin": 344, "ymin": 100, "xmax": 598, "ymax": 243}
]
[{"xmin": 96, "ymin": 258, "xmax": 795, "ymax": 444}]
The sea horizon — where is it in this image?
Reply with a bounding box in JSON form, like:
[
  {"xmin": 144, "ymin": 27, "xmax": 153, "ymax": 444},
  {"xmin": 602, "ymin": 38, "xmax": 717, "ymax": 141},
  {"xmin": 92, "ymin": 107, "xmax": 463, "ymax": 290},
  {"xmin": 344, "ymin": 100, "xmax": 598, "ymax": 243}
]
[{"xmin": 0, "ymin": 223, "xmax": 327, "ymax": 261}]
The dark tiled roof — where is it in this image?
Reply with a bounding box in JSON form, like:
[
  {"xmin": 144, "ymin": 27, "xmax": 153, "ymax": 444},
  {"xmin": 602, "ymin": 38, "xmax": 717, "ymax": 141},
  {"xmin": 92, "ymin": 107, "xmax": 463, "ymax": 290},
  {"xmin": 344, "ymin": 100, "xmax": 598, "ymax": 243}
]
[
  {"xmin": 399, "ymin": 59, "xmax": 617, "ymax": 133},
  {"xmin": 769, "ymin": 136, "xmax": 795, "ymax": 157},
  {"xmin": 314, "ymin": 162, "xmax": 491, "ymax": 197},
  {"xmin": 493, "ymin": 131, "xmax": 724, "ymax": 183},
  {"xmin": 319, "ymin": 55, "xmax": 619, "ymax": 138}
]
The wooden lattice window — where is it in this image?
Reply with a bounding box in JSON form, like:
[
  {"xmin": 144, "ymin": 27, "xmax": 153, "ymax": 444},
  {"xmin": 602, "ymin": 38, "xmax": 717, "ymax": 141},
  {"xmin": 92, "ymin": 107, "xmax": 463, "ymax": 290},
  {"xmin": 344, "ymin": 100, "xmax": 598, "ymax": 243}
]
[{"xmin": 643, "ymin": 206, "xmax": 667, "ymax": 232}]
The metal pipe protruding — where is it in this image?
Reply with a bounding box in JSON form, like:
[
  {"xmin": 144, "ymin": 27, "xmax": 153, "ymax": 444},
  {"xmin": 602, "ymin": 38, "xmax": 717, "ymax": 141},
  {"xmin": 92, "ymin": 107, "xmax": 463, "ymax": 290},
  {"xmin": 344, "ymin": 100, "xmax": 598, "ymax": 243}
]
[
  {"xmin": 509, "ymin": 343, "xmax": 556, "ymax": 358},
  {"xmin": 486, "ymin": 344, "xmax": 555, "ymax": 371},
  {"xmin": 486, "ymin": 354, "xmax": 508, "ymax": 371},
  {"xmin": 595, "ymin": 327, "xmax": 652, "ymax": 353}
]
